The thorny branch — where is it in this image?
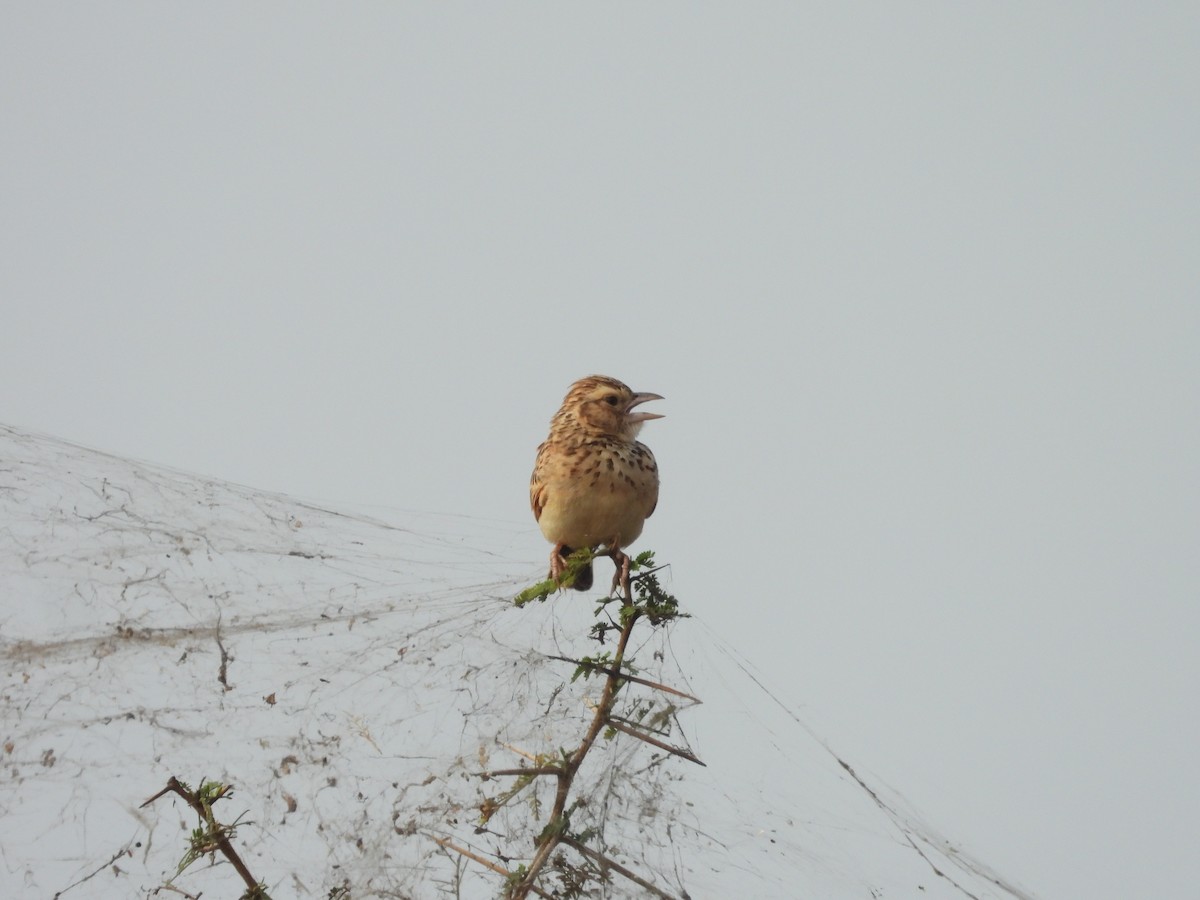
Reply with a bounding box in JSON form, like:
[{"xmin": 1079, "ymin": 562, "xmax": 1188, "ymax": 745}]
[
  {"xmin": 215, "ymin": 613, "xmax": 233, "ymax": 692},
  {"xmin": 430, "ymin": 837, "xmax": 555, "ymax": 900},
  {"xmin": 561, "ymin": 835, "xmax": 680, "ymax": 900},
  {"xmin": 509, "ymin": 601, "xmax": 641, "ymax": 899},
  {"xmin": 547, "ymin": 654, "xmax": 702, "ymax": 702},
  {"xmin": 140, "ymin": 776, "xmax": 266, "ymax": 898},
  {"xmin": 604, "ymin": 717, "xmax": 706, "ymax": 767},
  {"xmin": 51, "ymin": 843, "xmax": 138, "ymax": 899},
  {"xmin": 437, "ymin": 551, "xmax": 697, "ymax": 900}
]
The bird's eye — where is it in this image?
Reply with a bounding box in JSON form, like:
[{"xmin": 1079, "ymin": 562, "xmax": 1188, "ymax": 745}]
[{"xmin": 604, "ymin": 395, "xmax": 620, "ymax": 406}]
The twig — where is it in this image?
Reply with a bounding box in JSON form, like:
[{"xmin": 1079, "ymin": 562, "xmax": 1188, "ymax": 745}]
[
  {"xmin": 215, "ymin": 614, "xmax": 232, "ymax": 692},
  {"xmin": 561, "ymin": 835, "xmax": 682, "ymax": 900},
  {"xmin": 140, "ymin": 776, "xmax": 260, "ymax": 894},
  {"xmin": 499, "ymin": 742, "xmax": 540, "ymax": 763},
  {"xmin": 430, "ymin": 837, "xmax": 555, "ymax": 900},
  {"xmin": 477, "ymin": 767, "xmax": 562, "ymax": 779},
  {"xmin": 500, "ymin": 549, "xmax": 695, "ymax": 899},
  {"xmin": 151, "ymin": 885, "xmax": 201, "ymax": 898},
  {"xmin": 605, "ymin": 719, "xmax": 706, "ymax": 766},
  {"xmin": 510, "ymin": 598, "xmax": 642, "ymax": 898},
  {"xmin": 547, "ymin": 655, "xmax": 702, "ymax": 702},
  {"xmin": 430, "ymin": 836, "xmax": 513, "ymax": 878},
  {"xmin": 52, "ymin": 843, "xmax": 136, "ymax": 898}
]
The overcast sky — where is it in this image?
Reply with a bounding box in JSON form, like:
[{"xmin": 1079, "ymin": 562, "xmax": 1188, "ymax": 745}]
[{"xmin": 3, "ymin": 6, "xmax": 1198, "ymax": 898}]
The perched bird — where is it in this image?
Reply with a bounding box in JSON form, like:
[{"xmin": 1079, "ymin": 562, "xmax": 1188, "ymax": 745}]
[{"xmin": 530, "ymin": 375, "xmax": 663, "ymax": 593}]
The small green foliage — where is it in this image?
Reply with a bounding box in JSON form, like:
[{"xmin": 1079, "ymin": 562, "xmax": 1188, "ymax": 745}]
[
  {"xmin": 514, "ymin": 576, "xmax": 557, "ymax": 607},
  {"xmin": 179, "ymin": 825, "xmax": 214, "ymax": 873},
  {"xmin": 628, "ymin": 553, "xmax": 684, "ymax": 626},
  {"xmin": 480, "ymin": 765, "xmax": 548, "ymax": 825},
  {"xmin": 515, "ymin": 547, "xmax": 596, "ymax": 605},
  {"xmin": 583, "ymin": 551, "xmax": 685, "ymax": 646},
  {"xmin": 644, "ymin": 703, "xmax": 677, "ymax": 733},
  {"xmin": 630, "ymin": 549, "xmax": 656, "ymax": 570},
  {"xmin": 549, "ymin": 849, "xmax": 601, "ymax": 899},
  {"xmin": 479, "ymin": 750, "xmax": 566, "ymax": 824},
  {"xmin": 143, "ymin": 776, "xmax": 271, "ymax": 900},
  {"xmin": 571, "ymin": 652, "xmax": 611, "ymax": 683},
  {"xmin": 572, "ymin": 825, "xmax": 601, "ymax": 845},
  {"xmin": 174, "ymin": 780, "xmax": 238, "ymax": 875},
  {"xmin": 197, "ymin": 779, "xmax": 231, "ymax": 805},
  {"xmin": 177, "ymin": 808, "xmax": 250, "ymax": 876},
  {"xmin": 535, "ymin": 813, "xmax": 570, "ymax": 847},
  {"xmin": 588, "ymin": 614, "xmax": 617, "ymax": 644},
  {"xmin": 505, "ymin": 864, "xmax": 529, "ymax": 895}
]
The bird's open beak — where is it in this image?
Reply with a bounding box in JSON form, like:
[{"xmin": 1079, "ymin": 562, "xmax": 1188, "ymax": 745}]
[{"xmin": 626, "ymin": 392, "xmax": 665, "ymax": 423}]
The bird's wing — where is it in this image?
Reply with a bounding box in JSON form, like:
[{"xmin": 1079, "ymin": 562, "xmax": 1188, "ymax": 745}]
[
  {"xmin": 640, "ymin": 443, "xmax": 659, "ymax": 519},
  {"xmin": 530, "ymin": 443, "xmax": 548, "ymax": 521},
  {"xmin": 530, "ymin": 481, "xmax": 547, "ymax": 522},
  {"xmin": 644, "ymin": 481, "xmax": 658, "ymax": 519}
]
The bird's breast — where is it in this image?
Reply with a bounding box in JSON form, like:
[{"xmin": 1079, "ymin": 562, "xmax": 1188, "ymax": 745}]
[{"xmin": 534, "ymin": 441, "xmax": 658, "ymax": 549}]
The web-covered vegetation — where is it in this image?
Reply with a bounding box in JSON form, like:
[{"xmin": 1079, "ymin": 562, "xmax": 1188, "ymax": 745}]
[{"xmin": 1, "ymin": 425, "xmax": 1033, "ymax": 899}]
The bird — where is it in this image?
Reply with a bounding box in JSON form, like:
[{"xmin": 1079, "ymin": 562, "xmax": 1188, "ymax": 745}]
[{"xmin": 530, "ymin": 375, "xmax": 663, "ymax": 593}]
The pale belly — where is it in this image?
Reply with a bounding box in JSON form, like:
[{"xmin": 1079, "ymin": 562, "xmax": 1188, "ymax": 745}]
[{"xmin": 537, "ymin": 475, "xmax": 653, "ymax": 550}]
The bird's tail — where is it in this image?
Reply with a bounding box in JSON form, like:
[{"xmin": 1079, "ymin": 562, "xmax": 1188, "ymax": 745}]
[
  {"xmin": 553, "ymin": 546, "xmax": 593, "ymax": 591},
  {"xmin": 572, "ymin": 560, "xmax": 593, "ymax": 592}
]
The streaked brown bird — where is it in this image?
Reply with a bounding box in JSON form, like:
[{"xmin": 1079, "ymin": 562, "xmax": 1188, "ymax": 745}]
[{"xmin": 530, "ymin": 375, "xmax": 663, "ymax": 592}]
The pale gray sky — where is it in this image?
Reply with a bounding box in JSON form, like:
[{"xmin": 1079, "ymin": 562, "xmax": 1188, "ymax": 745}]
[{"xmin": 3, "ymin": 5, "xmax": 1198, "ymax": 898}]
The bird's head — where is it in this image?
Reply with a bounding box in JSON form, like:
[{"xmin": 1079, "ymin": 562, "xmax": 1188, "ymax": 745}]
[{"xmin": 557, "ymin": 375, "xmax": 664, "ymax": 441}]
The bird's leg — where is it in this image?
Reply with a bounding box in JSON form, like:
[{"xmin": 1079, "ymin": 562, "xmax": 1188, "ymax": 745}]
[
  {"xmin": 548, "ymin": 543, "xmax": 570, "ymax": 584},
  {"xmin": 609, "ymin": 547, "xmax": 631, "ymax": 597}
]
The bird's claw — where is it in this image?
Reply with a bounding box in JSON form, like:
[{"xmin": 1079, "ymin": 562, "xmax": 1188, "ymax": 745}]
[
  {"xmin": 549, "ymin": 544, "xmax": 569, "ymax": 585},
  {"xmin": 609, "ymin": 548, "xmax": 631, "ymax": 597}
]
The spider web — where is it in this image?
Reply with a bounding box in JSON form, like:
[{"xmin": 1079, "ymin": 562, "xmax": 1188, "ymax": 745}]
[{"xmin": 0, "ymin": 424, "xmax": 1035, "ymax": 899}]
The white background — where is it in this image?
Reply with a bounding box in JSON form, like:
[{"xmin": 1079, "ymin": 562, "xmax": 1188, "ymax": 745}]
[{"xmin": 4, "ymin": 6, "xmax": 1198, "ymax": 898}]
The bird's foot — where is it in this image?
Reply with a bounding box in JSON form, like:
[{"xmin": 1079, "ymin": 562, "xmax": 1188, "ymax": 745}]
[
  {"xmin": 549, "ymin": 544, "xmax": 570, "ymax": 584},
  {"xmin": 609, "ymin": 547, "xmax": 632, "ymax": 597},
  {"xmin": 548, "ymin": 544, "xmax": 594, "ymax": 591}
]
